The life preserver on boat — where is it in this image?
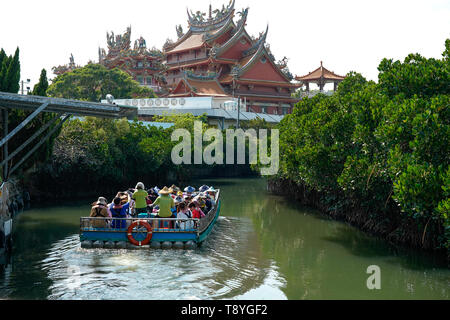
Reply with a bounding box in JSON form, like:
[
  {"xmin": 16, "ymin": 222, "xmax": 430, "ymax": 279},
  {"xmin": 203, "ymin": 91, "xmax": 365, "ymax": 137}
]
[{"xmin": 127, "ymin": 220, "xmax": 153, "ymax": 246}]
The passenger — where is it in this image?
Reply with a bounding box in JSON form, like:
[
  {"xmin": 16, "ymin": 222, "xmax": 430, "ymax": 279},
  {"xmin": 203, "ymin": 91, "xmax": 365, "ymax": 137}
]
[
  {"xmin": 184, "ymin": 186, "xmax": 196, "ymax": 197},
  {"xmin": 188, "ymin": 202, "xmax": 205, "ymax": 219},
  {"xmin": 170, "ymin": 185, "xmax": 181, "ymax": 198},
  {"xmin": 89, "ymin": 197, "xmax": 110, "ymax": 228},
  {"xmin": 206, "ymin": 186, "xmax": 217, "ymax": 201},
  {"xmin": 200, "ymin": 192, "xmax": 213, "ymax": 213},
  {"xmin": 177, "ymin": 202, "xmax": 194, "ymax": 230},
  {"xmin": 153, "ymin": 186, "xmax": 175, "ymax": 229},
  {"xmin": 132, "ymin": 182, "xmax": 148, "ymax": 217},
  {"xmin": 147, "ymin": 188, "xmax": 158, "ymax": 203},
  {"xmin": 110, "ymin": 196, "xmax": 130, "ymax": 229},
  {"xmin": 146, "ymin": 194, "xmax": 153, "ymax": 214}
]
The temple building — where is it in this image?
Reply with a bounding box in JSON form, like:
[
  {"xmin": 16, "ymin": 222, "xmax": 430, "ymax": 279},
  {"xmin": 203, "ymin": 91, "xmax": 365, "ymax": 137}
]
[
  {"xmin": 98, "ymin": 27, "xmax": 167, "ymax": 94},
  {"xmin": 52, "ymin": 54, "xmax": 80, "ymax": 76},
  {"xmin": 163, "ymin": 0, "xmax": 299, "ymax": 115},
  {"xmin": 295, "ymin": 61, "xmax": 346, "ymax": 92}
]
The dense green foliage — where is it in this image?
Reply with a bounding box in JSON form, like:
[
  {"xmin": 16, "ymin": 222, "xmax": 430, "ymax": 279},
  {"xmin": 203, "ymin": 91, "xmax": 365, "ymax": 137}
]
[
  {"xmin": 32, "ymin": 113, "xmax": 255, "ymax": 199},
  {"xmin": 276, "ymin": 40, "xmax": 450, "ymax": 251},
  {"xmin": 0, "ymin": 47, "xmax": 20, "ymax": 93},
  {"xmin": 47, "ymin": 63, "xmax": 155, "ymax": 101},
  {"xmin": 32, "ymin": 69, "xmax": 49, "ymax": 96}
]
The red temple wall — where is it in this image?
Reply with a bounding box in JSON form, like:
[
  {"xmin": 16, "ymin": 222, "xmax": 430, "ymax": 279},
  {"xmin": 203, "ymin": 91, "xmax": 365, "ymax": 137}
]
[
  {"xmin": 241, "ymin": 58, "xmax": 288, "ymax": 83},
  {"xmin": 220, "ymin": 38, "xmax": 252, "ymax": 60}
]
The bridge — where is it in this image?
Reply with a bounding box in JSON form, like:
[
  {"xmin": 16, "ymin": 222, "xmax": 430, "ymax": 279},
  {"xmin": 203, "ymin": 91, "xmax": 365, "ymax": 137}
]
[
  {"xmin": 103, "ymin": 96, "xmax": 286, "ymax": 130},
  {"xmin": 0, "ymin": 91, "xmax": 137, "ymax": 180}
]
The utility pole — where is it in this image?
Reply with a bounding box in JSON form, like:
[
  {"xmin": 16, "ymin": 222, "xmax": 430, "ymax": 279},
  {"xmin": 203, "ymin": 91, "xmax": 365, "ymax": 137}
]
[
  {"xmin": 236, "ymin": 96, "xmax": 240, "ymax": 129},
  {"xmin": 20, "ymin": 79, "xmax": 31, "ymax": 95}
]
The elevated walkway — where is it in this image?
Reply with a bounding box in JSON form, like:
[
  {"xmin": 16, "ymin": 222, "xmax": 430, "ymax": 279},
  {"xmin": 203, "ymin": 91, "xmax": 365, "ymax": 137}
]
[{"xmin": 0, "ymin": 92, "xmax": 138, "ymax": 181}]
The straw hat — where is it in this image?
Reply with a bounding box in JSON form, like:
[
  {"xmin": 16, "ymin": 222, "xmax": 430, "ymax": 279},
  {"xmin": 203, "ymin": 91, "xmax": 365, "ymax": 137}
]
[
  {"xmin": 170, "ymin": 184, "xmax": 180, "ymax": 192},
  {"xmin": 96, "ymin": 197, "xmax": 107, "ymax": 206},
  {"xmin": 159, "ymin": 186, "xmax": 173, "ymax": 195}
]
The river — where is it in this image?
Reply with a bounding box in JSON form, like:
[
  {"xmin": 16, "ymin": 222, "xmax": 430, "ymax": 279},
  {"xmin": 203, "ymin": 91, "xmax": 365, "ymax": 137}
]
[{"xmin": 0, "ymin": 178, "xmax": 449, "ymax": 300}]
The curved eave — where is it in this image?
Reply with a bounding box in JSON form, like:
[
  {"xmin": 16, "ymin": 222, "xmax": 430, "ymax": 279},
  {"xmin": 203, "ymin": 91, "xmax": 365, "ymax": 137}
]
[
  {"xmin": 228, "ymin": 78, "xmax": 301, "ymax": 88},
  {"xmin": 204, "ymin": 17, "xmax": 236, "ymax": 43},
  {"xmin": 214, "ymin": 12, "xmax": 251, "ymax": 57},
  {"xmin": 164, "ymin": 29, "xmax": 193, "ymax": 53}
]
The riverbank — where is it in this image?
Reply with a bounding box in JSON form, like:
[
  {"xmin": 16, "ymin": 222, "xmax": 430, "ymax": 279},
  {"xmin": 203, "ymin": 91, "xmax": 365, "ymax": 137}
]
[{"xmin": 268, "ymin": 178, "xmax": 449, "ymax": 263}]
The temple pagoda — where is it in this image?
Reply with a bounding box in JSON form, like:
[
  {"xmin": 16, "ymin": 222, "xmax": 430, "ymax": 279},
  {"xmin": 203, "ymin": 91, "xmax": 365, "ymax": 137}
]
[
  {"xmin": 52, "ymin": 54, "xmax": 80, "ymax": 76},
  {"xmin": 163, "ymin": 0, "xmax": 299, "ymax": 115},
  {"xmin": 98, "ymin": 27, "xmax": 167, "ymax": 94},
  {"xmin": 295, "ymin": 61, "xmax": 346, "ymax": 92}
]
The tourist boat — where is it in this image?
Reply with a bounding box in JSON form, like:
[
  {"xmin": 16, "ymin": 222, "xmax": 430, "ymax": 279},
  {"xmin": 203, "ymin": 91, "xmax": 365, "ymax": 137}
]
[{"xmin": 79, "ymin": 189, "xmax": 220, "ymax": 250}]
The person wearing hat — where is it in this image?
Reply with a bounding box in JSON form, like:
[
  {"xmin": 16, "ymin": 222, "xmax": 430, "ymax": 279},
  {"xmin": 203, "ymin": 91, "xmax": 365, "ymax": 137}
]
[
  {"xmin": 132, "ymin": 182, "xmax": 148, "ymax": 217},
  {"xmin": 110, "ymin": 196, "xmax": 131, "ymax": 229},
  {"xmin": 170, "ymin": 185, "xmax": 180, "ymax": 194},
  {"xmin": 183, "ymin": 186, "xmax": 195, "ymax": 197},
  {"xmin": 89, "ymin": 197, "xmax": 111, "ymax": 228},
  {"xmin": 152, "ymin": 186, "xmax": 175, "ymax": 229}
]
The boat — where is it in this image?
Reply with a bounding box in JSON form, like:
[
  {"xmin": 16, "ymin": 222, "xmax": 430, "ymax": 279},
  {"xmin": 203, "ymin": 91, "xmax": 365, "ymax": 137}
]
[{"xmin": 79, "ymin": 189, "xmax": 220, "ymax": 250}]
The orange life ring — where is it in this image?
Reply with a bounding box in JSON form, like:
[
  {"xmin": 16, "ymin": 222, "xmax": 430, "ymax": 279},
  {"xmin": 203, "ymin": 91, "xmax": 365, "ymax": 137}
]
[{"xmin": 127, "ymin": 220, "xmax": 153, "ymax": 246}]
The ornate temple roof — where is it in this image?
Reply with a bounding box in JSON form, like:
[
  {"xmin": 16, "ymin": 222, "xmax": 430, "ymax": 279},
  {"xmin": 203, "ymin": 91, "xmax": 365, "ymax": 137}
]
[
  {"xmin": 172, "ymin": 72, "xmax": 229, "ymax": 97},
  {"xmin": 187, "ymin": 0, "xmax": 236, "ymax": 32},
  {"xmin": 295, "ymin": 61, "xmax": 346, "ymax": 82}
]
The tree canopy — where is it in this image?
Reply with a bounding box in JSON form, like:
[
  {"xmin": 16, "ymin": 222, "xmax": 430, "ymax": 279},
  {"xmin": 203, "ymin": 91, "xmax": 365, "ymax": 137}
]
[
  {"xmin": 275, "ymin": 39, "xmax": 450, "ymax": 252},
  {"xmin": 47, "ymin": 63, "xmax": 156, "ymax": 101}
]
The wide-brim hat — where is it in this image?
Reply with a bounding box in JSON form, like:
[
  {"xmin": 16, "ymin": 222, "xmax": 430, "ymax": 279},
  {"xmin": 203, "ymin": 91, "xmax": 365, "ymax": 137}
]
[
  {"xmin": 184, "ymin": 186, "xmax": 195, "ymax": 193},
  {"xmin": 174, "ymin": 196, "xmax": 183, "ymax": 204},
  {"xmin": 170, "ymin": 184, "xmax": 180, "ymax": 192},
  {"xmin": 159, "ymin": 186, "xmax": 173, "ymax": 195},
  {"xmin": 96, "ymin": 197, "xmax": 107, "ymax": 206},
  {"xmin": 199, "ymin": 185, "xmax": 209, "ymax": 192},
  {"xmin": 206, "ymin": 186, "xmax": 216, "ymax": 192},
  {"xmin": 135, "ymin": 182, "xmax": 145, "ymax": 189}
]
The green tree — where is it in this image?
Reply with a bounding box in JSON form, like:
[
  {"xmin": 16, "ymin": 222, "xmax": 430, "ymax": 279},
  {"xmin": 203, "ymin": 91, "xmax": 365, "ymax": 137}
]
[
  {"xmin": 274, "ymin": 39, "xmax": 450, "ymax": 252},
  {"xmin": 47, "ymin": 63, "xmax": 156, "ymax": 101},
  {"xmin": 3, "ymin": 47, "xmax": 20, "ymax": 93},
  {"xmin": 32, "ymin": 68, "xmax": 49, "ymax": 96}
]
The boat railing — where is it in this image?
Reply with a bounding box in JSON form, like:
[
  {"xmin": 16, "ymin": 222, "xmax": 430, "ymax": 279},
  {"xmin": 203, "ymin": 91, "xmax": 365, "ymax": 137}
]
[
  {"xmin": 80, "ymin": 189, "xmax": 220, "ymax": 236},
  {"xmin": 80, "ymin": 217, "xmax": 200, "ymax": 234}
]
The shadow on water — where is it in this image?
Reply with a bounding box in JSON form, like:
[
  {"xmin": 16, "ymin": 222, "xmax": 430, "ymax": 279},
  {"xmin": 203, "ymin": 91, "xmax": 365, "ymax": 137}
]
[{"xmin": 322, "ymin": 225, "xmax": 449, "ymax": 270}]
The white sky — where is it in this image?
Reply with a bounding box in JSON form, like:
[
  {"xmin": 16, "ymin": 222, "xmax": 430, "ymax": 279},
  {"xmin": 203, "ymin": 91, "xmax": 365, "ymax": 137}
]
[{"xmin": 0, "ymin": 0, "xmax": 449, "ymax": 90}]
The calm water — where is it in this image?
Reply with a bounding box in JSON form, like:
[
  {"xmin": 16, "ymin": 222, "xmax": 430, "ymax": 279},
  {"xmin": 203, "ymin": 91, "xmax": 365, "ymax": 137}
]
[{"xmin": 0, "ymin": 178, "xmax": 449, "ymax": 300}]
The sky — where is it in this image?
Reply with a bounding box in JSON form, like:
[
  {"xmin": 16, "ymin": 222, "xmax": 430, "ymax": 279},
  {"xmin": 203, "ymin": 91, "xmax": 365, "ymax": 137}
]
[{"xmin": 0, "ymin": 0, "xmax": 449, "ymax": 90}]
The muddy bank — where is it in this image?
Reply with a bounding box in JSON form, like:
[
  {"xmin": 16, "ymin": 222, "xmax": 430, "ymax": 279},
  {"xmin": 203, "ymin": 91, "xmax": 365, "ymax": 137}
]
[{"xmin": 268, "ymin": 178, "xmax": 448, "ymax": 261}]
